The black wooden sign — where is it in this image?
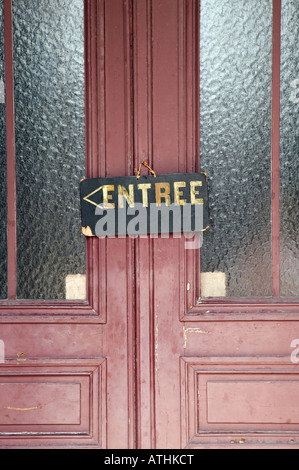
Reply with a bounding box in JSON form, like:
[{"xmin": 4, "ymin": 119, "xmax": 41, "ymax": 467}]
[{"xmin": 80, "ymin": 173, "xmax": 209, "ymax": 237}]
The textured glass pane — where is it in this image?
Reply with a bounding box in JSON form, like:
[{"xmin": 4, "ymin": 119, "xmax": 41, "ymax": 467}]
[
  {"xmin": 13, "ymin": 0, "xmax": 86, "ymax": 299},
  {"xmin": 280, "ymin": 0, "xmax": 299, "ymax": 297},
  {"xmin": 199, "ymin": 0, "xmax": 273, "ymax": 298},
  {"xmin": 0, "ymin": 0, "xmax": 7, "ymax": 299}
]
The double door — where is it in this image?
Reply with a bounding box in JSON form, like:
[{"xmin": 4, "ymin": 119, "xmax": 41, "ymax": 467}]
[{"xmin": 1, "ymin": 0, "xmax": 299, "ymax": 449}]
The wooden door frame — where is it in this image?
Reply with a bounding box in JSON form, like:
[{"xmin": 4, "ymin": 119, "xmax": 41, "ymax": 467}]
[
  {"xmin": 182, "ymin": 0, "xmax": 299, "ymax": 322},
  {"xmin": 132, "ymin": 0, "xmax": 299, "ymax": 449},
  {"xmin": 1, "ymin": 0, "xmax": 137, "ymax": 450}
]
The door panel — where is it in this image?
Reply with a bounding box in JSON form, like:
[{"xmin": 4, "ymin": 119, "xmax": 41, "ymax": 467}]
[
  {"xmin": 181, "ymin": 357, "xmax": 299, "ymax": 448},
  {"xmin": 0, "ymin": 0, "xmax": 135, "ymax": 449},
  {"xmin": 134, "ymin": 0, "xmax": 299, "ymax": 450},
  {"xmin": 0, "ymin": 358, "xmax": 106, "ymax": 447}
]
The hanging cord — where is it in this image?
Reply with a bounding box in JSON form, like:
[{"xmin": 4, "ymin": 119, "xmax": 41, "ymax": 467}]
[{"xmin": 136, "ymin": 161, "xmax": 157, "ymax": 180}]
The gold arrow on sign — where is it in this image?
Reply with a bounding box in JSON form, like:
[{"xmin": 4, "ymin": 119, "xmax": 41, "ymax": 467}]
[{"xmin": 83, "ymin": 186, "xmax": 104, "ymax": 208}]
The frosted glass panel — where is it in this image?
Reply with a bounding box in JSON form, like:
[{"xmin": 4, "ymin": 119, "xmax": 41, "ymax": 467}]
[
  {"xmin": 13, "ymin": 0, "xmax": 86, "ymax": 299},
  {"xmin": 0, "ymin": 0, "xmax": 7, "ymax": 299},
  {"xmin": 199, "ymin": 0, "xmax": 273, "ymax": 297},
  {"xmin": 280, "ymin": 0, "xmax": 299, "ymax": 297}
]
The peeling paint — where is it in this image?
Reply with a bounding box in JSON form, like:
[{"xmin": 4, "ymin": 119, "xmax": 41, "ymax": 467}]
[
  {"xmin": 65, "ymin": 274, "xmax": 86, "ymax": 300},
  {"xmin": 82, "ymin": 226, "xmax": 93, "ymax": 237},
  {"xmin": 200, "ymin": 271, "xmax": 226, "ymax": 297},
  {"xmin": 183, "ymin": 327, "xmax": 210, "ymax": 348},
  {"xmin": 17, "ymin": 352, "xmax": 26, "ymax": 362},
  {"xmin": 4, "ymin": 403, "xmax": 46, "ymax": 411}
]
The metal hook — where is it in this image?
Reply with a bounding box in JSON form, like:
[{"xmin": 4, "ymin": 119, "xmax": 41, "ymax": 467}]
[{"xmin": 136, "ymin": 161, "xmax": 156, "ymax": 180}]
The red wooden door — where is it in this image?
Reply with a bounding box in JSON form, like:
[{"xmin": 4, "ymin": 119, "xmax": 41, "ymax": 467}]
[
  {"xmin": 132, "ymin": 0, "xmax": 299, "ymax": 449},
  {"xmin": 0, "ymin": 0, "xmax": 135, "ymax": 448},
  {"xmin": 1, "ymin": 0, "xmax": 299, "ymax": 450}
]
